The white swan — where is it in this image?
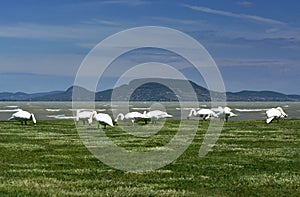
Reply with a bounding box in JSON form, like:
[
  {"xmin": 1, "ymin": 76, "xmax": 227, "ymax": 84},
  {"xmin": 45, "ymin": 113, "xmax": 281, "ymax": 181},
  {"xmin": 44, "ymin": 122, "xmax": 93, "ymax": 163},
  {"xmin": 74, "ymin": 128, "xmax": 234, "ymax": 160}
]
[
  {"xmin": 115, "ymin": 111, "xmax": 150, "ymax": 125},
  {"xmin": 188, "ymin": 108, "xmax": 218, "ymax": 120},
  {"xmin": 213, "ymin": 106, "xmax": 237, "ymax": 122},
  {"xmin": 146, "ymin": 110, "xmax": 173, "ymax": 124},
  {"xmin": 90, "ymin": 111, "xmax": 114, "ymax": 128},
  {"xmin": 266, "ymin": 107, "xmax": 288, "ymax": 124},
  {"xmin": 75, "ymin": 109, "xmax": 94, "ymax": 125},
  {"xmin": 8, "ymin": 109, "xmax": 37, "ymax": 126}
]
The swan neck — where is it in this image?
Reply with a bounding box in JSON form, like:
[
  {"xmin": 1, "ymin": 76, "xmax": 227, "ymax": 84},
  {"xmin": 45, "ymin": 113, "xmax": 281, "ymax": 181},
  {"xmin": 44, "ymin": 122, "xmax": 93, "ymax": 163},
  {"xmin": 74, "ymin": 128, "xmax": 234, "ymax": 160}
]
[
  {"xmin": 116, "ymin": 113, "xmax": 124, "ymax": 121},
  {"xmin": 188, "ymin": 109, "xmax": 196, "ymax": 117}
]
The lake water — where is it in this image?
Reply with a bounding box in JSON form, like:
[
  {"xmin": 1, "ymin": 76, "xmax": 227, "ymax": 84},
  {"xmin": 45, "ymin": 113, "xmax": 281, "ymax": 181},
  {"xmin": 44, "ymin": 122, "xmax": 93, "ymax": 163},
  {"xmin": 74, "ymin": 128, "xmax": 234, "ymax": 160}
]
[{"xmin": 1, "ymin": 102, "xmax": 299, "ymax": 121}]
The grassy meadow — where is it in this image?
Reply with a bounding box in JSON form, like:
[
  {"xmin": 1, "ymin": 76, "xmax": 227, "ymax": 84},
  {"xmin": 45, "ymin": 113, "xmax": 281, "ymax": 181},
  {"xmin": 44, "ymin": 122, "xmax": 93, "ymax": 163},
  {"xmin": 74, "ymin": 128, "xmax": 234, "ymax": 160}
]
[{"xmin": 0, "ymin": 119, "xmax": 299, "ymax": 196}]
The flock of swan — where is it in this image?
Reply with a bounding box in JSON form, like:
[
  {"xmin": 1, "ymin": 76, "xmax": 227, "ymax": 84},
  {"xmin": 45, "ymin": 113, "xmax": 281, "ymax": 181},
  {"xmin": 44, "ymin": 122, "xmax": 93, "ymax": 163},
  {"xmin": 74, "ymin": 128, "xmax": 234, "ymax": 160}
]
[
  {"xmin": 7, "ymin": 106, "xmax": 288, "ymax": 128},
  {"xmin": 187, "ymin": 106, "xmax": 238, "ymax": 122},
  {"xmin": 75, "ymin": 109, "xmax": 173, "ymax": 128}
]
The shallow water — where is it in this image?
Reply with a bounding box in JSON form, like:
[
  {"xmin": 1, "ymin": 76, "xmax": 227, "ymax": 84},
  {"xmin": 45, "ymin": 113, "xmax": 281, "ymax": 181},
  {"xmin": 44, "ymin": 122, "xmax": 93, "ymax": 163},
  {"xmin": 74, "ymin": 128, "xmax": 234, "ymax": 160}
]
[{"xmin": 0, "ymin": 102, "xmax": 299, "ymax": 121}]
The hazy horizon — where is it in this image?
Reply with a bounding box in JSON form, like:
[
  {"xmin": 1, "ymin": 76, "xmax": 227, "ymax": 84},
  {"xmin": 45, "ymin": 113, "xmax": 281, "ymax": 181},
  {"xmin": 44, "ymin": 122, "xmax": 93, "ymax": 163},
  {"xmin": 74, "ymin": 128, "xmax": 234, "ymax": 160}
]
[{"xmin": 1, "ymin": 77, "xmax": 300, "ymax": 96}]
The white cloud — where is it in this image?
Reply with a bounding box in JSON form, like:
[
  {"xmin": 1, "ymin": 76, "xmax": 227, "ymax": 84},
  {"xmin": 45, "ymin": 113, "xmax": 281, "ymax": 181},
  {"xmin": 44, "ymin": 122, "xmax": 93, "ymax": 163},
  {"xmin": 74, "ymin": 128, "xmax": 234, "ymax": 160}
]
[{"xmin": 184, "ymin": 4, "xmax": 286, "ymax": 25}]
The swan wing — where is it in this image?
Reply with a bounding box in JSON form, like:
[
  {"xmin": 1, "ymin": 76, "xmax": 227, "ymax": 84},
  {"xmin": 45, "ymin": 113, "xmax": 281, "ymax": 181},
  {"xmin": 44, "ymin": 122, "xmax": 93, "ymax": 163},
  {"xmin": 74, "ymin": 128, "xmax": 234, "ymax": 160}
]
[
  {"xmin": 95, "ymin": 113, "xmax": 114, "ymax": 127},
  {"xmin": 11, "ymin": 110, "xmax": 31, "ymax": 119}
]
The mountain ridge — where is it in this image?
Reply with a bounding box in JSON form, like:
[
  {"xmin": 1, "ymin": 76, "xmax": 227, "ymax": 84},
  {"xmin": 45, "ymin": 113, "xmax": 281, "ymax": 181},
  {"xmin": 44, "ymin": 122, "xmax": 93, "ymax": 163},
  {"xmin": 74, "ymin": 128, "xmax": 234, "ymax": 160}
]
[{"xmin": 1, "ymin": 79, "xmax": 299, "ymax": 102}]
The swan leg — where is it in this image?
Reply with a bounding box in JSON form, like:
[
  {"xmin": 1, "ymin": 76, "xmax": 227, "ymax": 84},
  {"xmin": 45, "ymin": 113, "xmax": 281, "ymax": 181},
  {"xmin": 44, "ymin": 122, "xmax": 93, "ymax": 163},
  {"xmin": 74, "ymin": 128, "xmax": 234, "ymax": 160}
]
[{"xmin": 225, "ymin": 114, "xmax": 229, "ymax": 122}]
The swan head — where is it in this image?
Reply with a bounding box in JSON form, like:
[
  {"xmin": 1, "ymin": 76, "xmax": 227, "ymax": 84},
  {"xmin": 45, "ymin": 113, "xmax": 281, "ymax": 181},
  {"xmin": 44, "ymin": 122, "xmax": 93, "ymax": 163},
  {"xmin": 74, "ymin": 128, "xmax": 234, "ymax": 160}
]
[
  {"xmin": 164, "ymin": 114, "xmax": 173, "ymax": 118},
  {"xmin": 281, "ymin": 113, "xmax": 288, "ymax": 119},
  {"xmin": 30, "ymin": 113, "xmax": 37, "ymax": 126},
  {"xmin": 276, "ymin": 107, "xmax": 288, "ymax": 119},
  {"xmin": 229, "ymin": 111, "xmax": 237, "ymax": 117}
]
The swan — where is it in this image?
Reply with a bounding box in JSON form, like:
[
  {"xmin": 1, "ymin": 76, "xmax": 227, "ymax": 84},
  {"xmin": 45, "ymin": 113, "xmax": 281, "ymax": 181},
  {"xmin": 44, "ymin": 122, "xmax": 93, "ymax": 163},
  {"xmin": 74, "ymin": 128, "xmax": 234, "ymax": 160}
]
[
  {"xmin": 90, "ymin": 111, "xmax": 114, "ymax": 129},
  {"xmin": 188, "ymin": 108, "xmax": 218, "ymax": 120},
  {"xmin": 146, "ymin": 110, "xmax": 173, "ymax": 124},
  {"xmin": 8, "ymin": 109, "xmax": 37, "ymax": 126},
  {"xmin": 266, "ymin": 107, "xmax": 288, "ymax": 124},
  {"xmin": 115, "ymin": 111, "xmax": 150, "ymax": 125},
  {"xmin": 75, "ymin": 109, "xmax": 94, "ymax": 125},
  {"xmin": 213, "ymin": 106, "xmax": 237, "ymax": 122}
]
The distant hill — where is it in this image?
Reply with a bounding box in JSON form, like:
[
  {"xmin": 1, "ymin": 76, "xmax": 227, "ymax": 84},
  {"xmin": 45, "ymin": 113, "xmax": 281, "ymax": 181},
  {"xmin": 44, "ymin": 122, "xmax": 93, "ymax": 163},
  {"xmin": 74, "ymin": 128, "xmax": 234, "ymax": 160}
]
[
  {"xmin": 0, "ymin": 91, "xmax": 63, "ymax": 101},
  {"xmin": 226, "ymin": 90, "xmax": 300, "ymax": 101},
  {"xmin": 34, "ymin": 86, "xmax": 94, "ymax": 101},
  {"xmin": 1, "ymin": 79, "xmax": 300, "ymax": 102}
]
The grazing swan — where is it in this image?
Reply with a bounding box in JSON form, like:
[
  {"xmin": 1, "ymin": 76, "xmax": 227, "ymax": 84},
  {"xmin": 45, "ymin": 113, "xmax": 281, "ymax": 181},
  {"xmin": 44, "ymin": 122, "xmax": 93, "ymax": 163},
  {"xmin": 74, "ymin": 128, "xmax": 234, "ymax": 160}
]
[
  {"xmin": 8, "ymin": 109, "xmax": 37, "ymax": 126},
  {"xmin": 214, "ymin": 106, "xmax": 237, "ymax": 122},
  {"xmin": 266, "ymin": 107, "xmax": 288, "ymax": 124},
  {"xmin": 90, "ymin": 111, "xmax": 114, "ymax": 129},
  {"xmin": 146, "ymin": 110, "xmax": 173, "ymax": 124},
  {"xmin": 75, "ymin": 109, "xmax": 94, "ymax": 125},
  {"xmin": 115, "ymin": 111, "xmax": 149, "ymax": 125},
  {"xmin": 188, "ymin": 108, "xmax": 218, "ymax": 120}
]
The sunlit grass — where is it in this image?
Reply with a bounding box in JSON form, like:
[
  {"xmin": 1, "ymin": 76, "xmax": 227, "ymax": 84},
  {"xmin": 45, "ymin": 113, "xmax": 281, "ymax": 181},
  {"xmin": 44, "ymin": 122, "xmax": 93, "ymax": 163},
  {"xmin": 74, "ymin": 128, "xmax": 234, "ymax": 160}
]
[{"xmin": 0, "ymin": 119, "xmax": 299, "ymax": 196}]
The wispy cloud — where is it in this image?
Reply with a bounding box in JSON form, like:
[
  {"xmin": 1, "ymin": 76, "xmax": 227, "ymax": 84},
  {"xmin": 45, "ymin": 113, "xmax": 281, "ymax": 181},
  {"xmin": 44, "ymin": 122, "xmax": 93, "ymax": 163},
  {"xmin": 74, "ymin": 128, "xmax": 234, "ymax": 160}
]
[
  {"xmin": 218, "ymin": 58, "xmax": 297, "ymax": 67},
  {"xmin": 0, "ymin": 23, "xmax": 120, "ymax": 41},
  {"xmin": 147, "ymin": 16, "xmax": 202, "ymax": 25},
  {"xmin": 83, "ymin": 19, "xmax": 120, "ymax": 26},
  {"xmin": 0, "ymin": 24, "xmax": 90, "ymax": 40},
  {"xmin": 100, "ymin": 0, "xmax": 149, "ymax": 6},
  {"xmin": 230, "ymin": 37, "xmax": 300, "ymax": 49},
  {"xmin": 237, "ymin": 1, "xmax": 253, "ymax": 7},
  {"xmin": 184, "ymin": 4, "xmax": 286, "ymax": 25},
  {"xmin": 66, "ymin": 0, "xmax": 149, "ymax": 10},
  {"xmin": 0, "ymin": 53, "xmax": 82, "ymax": 76}
]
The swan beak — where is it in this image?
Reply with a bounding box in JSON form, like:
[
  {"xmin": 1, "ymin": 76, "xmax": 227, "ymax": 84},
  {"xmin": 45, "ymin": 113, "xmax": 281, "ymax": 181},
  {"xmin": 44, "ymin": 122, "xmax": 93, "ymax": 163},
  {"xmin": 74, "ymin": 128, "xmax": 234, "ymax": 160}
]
[{"xmin": 34, "ymin": 124, "xmax": 37, "ymax": 127}]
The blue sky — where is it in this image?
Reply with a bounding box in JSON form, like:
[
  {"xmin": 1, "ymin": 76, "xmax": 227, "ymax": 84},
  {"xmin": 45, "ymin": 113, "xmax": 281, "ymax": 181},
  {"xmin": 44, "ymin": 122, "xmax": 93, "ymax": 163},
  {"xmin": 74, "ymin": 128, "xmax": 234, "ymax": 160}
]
[{"xmin": 0, "ymin": 0, "xmax": 300, "ymax": 94}]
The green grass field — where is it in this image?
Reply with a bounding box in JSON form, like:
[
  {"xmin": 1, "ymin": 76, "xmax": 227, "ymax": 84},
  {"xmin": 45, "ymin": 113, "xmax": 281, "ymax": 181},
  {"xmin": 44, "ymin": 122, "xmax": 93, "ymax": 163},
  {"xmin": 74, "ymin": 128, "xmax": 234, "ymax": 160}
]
[{"xmin": 0, "ymin": 119, "xmax": 299, "ymax": 196}]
